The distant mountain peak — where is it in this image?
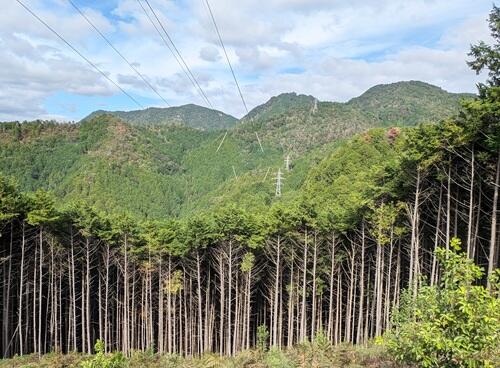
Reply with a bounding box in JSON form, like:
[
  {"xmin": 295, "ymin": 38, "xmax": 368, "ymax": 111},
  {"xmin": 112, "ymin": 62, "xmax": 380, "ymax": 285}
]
[{"xmin": 82, "ymin": 104, "xmax": 238, "ymax": 131}]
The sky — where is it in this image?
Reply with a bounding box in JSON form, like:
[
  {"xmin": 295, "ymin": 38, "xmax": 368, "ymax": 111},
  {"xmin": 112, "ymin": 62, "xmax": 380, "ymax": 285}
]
[{"xmin": 0, "ymin": 0, "xmax": 494, "ymax": 121}]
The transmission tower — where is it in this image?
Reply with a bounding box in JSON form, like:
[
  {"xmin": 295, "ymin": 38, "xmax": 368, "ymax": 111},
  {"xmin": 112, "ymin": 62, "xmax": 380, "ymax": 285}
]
[
  {"xmin": 275, "ymin": 168, "xmax": 283, "ymax": 197},
  {"xmin": 285, "ymin": 154, "xmax": 291, "ymax": 171}
]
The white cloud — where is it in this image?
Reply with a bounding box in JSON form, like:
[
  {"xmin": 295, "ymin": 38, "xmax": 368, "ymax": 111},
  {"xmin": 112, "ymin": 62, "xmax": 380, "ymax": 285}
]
[
  {"xmin": 199, "ymin": 45, "xmax": 221, "ymax": 62},
  {"xmin": 0, "ymin": 0, "xmax": 493, "ymax": 120}
]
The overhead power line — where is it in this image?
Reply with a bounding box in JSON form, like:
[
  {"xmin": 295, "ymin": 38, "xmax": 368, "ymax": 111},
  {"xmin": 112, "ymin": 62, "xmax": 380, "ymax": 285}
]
[
  {"xmin": 138, "ymin": 0, "xmax": 213, "ymax": 109},
  {"xmin": 203, "ymin": 0, "xmax": 264, "ymax": 152},
  {"xmin": 67, "ymin": 0, "xmax": 170, "ymax": 107},
  {"xmin": 16, "ymin": 0, "xmax": 143, "ymax": 109},
  {"xmin": 203, "ymin": 0, "xmax": 248, "ymax": 114}
]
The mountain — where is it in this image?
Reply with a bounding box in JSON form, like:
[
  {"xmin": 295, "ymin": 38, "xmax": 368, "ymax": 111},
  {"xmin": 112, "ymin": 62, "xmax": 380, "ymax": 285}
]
[
  {"xmin": 236, "ymin": 81, "xmax": 472, "ymax": 154},
  {"xmin": 0, "ymin": 81, "xmax": 474, "ymax": 218},
  {"xmin": 83, "ymin": 104, "xmax": 238, "ymax": 131},
  {"xmin": 347, "ymin": 80, "xmax": 474, "ymax": 125}
]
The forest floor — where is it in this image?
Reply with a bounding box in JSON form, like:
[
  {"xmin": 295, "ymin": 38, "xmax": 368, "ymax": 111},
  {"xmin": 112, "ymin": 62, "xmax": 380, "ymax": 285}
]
[{"xmin": 0, "ymin": 343, "xmax": 406, "ymax": 367}]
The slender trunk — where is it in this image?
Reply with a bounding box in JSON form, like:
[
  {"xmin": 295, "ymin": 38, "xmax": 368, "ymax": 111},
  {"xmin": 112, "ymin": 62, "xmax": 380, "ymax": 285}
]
[
  {"xmin": 446, "ymin": 162, "xmax": 452, "ymax": 252},
  {"xmin": 272, "ymin": 236, "xmax": 280, "ymax": 346},
  {"xmin": 311, "ymin": 233, "xmax": 318, "ymax": 340},
  {"xmin": 487, "ymin": 151, "xmax": 500, "ymax": 289},
  {"xmin": 431, "ymin": 182, "xmax": 443, "ymax": 286},
  {"xmin": 300, "ymin": 230, "xmax": 308, "ymax": 342},
  {"xmin": 467, "ymin": 146, "xmax": 475, "ymax": 258},
  {"xmin": 356, "ymin": 224, "xmax": 365, "ymax": 344},
  {"xmin": 38, "ymin": 227, "xmax": 43, "ymax": 356},
  {"xmin": 18, "ymin": 222, "xmax": 26, "ymax": 355},
  {"xmin": 327, "ymin": 233, "xmax": 335, "ymax": 341}
]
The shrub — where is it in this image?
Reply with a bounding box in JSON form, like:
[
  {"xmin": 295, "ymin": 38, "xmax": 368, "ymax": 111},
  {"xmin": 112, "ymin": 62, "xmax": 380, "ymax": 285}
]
[
  {"xmin": 385, "ymin": 239, "xmax": 500, "ymax": 367},
  {"xmin": 80, "ymin": 340, "xmax": 127, "ymax": 368},
  {"xmin": 265, "ymin": 347, "xmax": 296, "ymax": 368},
  {"xmin": 257, "ymin": 324, "xmax": 270, "ymax": 353}
]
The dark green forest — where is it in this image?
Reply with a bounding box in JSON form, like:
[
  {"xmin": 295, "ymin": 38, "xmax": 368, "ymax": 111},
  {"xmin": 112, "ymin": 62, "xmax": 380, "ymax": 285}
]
[{"xmin": 0, "ymin": 7, "xmax": 499, "ymax": 368}]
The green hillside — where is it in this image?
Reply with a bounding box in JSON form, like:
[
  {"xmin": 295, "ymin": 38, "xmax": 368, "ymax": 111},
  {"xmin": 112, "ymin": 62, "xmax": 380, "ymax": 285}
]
[
  {"xmin": 347, "ymin": 80, "xmax": 474, "ymax": 126},
  {"xmin": 84, "ymin": 103, "xmax": 238, "ymax": 130},
  {"xmin": 0, "ymin": 81, "xmax": 473, "ymax": 219},
  {"xmin": 237, "ymin": 81, "xmax": 471, "ymax": 154}
]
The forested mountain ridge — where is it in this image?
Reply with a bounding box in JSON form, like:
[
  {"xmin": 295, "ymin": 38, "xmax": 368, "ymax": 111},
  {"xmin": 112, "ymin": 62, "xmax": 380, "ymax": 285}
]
[
  {"xmin": 347, "ymin": 80, "xmax": 474, "ymax": 125},
  {"xmin": 0, "ymin": 81, "xmax": 472, "ymax": 218},
  {"xmin": 236, "ymin": 81, "xmax": 472, "ymax": 154},
  {"xmin": 83, "ymin": 103, "xmax": 238, "ymax": 131}
]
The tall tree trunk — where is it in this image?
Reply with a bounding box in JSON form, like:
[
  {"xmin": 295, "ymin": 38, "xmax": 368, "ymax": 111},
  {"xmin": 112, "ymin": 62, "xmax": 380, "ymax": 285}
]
[
  {"xmin": 356, "ymin": 224, "xmax": 365, "ymax": 344},
  {"xmin": 467, "ymin": 146, "xmax": 475, "ymax": 258},
  {"xmin": 327, "ymin": 232, "xmax": 336, "ymax": 342},
  {"xmin": 487, "ymin": 151, "xmax": 500, "ymax": 289},
  {"xmin": 272, "ymin": 236, "xmax": 280, "ymax": 347},
  {"xmin": 311, "ymin": 233, "xmax": 318, "ymax": 340},
  {"xmin": 300, "ymin": 230, "xmax": 308, "ymax": 342},
  {"xmin": 18, "ymin": 222, "xmax": 26, "ymax": 355}
]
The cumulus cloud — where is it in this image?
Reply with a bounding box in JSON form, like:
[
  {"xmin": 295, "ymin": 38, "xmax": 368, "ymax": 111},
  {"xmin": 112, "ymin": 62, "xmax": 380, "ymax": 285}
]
[
  {"xmin": 0, "ymin": 0, "xmax": 493, "ymax": 120},
  {"xmin": 199, "ymin": 46, "xmax": 221, "ymax": 62}
]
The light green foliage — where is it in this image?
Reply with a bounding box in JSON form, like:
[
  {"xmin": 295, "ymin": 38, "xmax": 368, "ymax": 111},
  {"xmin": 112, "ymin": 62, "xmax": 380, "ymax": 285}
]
[
  {"xmin": 240, "ymin": 252, "xmax": 255, "ymax": 273},
  {"xmin": 80, "ymin": 340, "xmax": 126, "ymax": 368},
  {"xmin": 304, "ymin": 129, "xmax": 402, "ymax": 231},
  {"xmin": 265, "ymin": 347, "xmax": 296, "ymax": 368},
  {"xmin": 386, "ymin": 241, "xmax": 500, "ymax": 367},
  {"xmin": 369, "ymin": 202, "xmax": 405, "ymax": 246},
  {"xmin": 26, "ymin": 190, "xmax": 59, "ymax": 226},
  {"xmin": 256, "ymin": 325, "xmax": 269, "ymax": 352}
]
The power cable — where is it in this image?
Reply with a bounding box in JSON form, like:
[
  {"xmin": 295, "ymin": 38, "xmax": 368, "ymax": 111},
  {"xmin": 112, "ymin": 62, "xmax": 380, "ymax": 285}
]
[
  {"xmin": 139, "ymin": 0, "xmax": 213, "ymax": 108},
  {"xmin": 67, "ymin": 0, "xmax": 170, "ymax": 106},
  {"xmin": 16, "ymin": 0, "xmax": 144, "ymax": 109}
]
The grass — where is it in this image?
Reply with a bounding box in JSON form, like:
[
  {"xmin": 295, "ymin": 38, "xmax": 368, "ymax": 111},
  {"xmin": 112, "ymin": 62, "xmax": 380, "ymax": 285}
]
[{"xmin": 0, "ymin": 343, "xmax": 405, "ymax": 368}]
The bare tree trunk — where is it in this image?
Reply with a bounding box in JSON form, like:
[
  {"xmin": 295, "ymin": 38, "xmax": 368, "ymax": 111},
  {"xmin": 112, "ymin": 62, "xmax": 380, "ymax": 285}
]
[
  {"xmin": 38, "ymin": 228, "xmax": 43, "ymax": 356},
  {"xmin": 300, "ymin": 230, "xmax": 308, "ymax": 342},
  {"xmin": 311, "ymin": 233, "xmax": 318, "ymax": 340},
  {"xmin": 272, "ymin": 236, "xmax": 281, "ymax": 347},
  {"xmin": 487, "ymin": 151, "xmax": 500, "ymax": 289},
  {"xmin": 356, "ymin": 224, "xmax": 365, "ymax": 344},
  {"xmin": 2, "ymin": 223, "xmax": 13, "ymax": 357},
  {"xmin": 327, "ymin": 232, "xmax": 336, "ymax": 342},
  {"xmin": 104, "ymin": 243, "xmax": 110, "ymax": 353},
  {"xmin": 446, "ymin": 162, "xmax": 452, "ymax": 252},
  {"xmin": 85, "ymin": 238, "xmax": 91, "ymax": 354},
  {"xmin": 467, "ymin": 146, "xmax": 475, "ymax": 258},
  {"xmin": 431, "ymin": 182, "xmax": 443, "ymax": 286},
  {"xmin": 18, "ymin": 222, "xmax": 26, "ymax": 355}
]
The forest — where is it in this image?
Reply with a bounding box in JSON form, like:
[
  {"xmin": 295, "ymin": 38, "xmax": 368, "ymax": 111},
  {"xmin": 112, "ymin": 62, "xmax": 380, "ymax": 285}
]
[{"xmin": 0, "ymin": 6, "xmax": 499, "ymax": 368}]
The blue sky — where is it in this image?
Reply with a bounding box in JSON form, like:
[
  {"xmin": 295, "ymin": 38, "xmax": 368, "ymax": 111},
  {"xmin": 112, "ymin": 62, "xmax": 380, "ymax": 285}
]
[{"xmin": 0, "ymin": 0, "xmax": 493, "ymax": 121}]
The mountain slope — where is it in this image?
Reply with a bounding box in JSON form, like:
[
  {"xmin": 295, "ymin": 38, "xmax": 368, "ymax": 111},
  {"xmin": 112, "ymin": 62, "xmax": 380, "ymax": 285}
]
[
  {"xmin": 236, "ymin": 81, "xmax": 473, "ymax": 154},
  {"xmin": 347, "ymin": 81, "xmax": 474, "ymax": 125},
  {"xmin": 84, "ymin": 104, "xmax": 238, "ymax": 131},
  {"xmin": 0, "ymin": 81, "xmax": 474, "ymax": 219}
]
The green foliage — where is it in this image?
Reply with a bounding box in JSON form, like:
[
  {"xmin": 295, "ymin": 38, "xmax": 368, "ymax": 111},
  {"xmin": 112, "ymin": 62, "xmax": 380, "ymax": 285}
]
[
  {"xmin": 256, "ymin": 325, "xmax": 269, "ymax": 352},
  {"xmin": 26, "ymin": 190, "xmax": 59, "ymax": 226},
  {"xmin": 84, "ymin": 104, "xmax": 238, "ymax": 131},
  {"xmin": 385, "ymin": 243, "xmax": 500, "ymax": 367},
  {"xmin": 0, "ymin": 81, "xmax": 469, "ymax": 220},
  {"xmin": 468, "ymin": 5, "xmax": 500, "ymax": 89},
  {"xmin": 240, "ymin": 252, "xmax": 255, "ymax": 273},
  {"xmin": 80, "ymin": 340, "xmax": 126, "ymax": 368},
  {"xmin": 0, "ymin": 175, "xmax": 22, "ymax": 224},
  {"xmin": 303, "ymin": 129, "xmax": 403, "ymax": 231},
  {"xmin": 265, "ymin": 347, "xmax": 296, "ymax": 368}
]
